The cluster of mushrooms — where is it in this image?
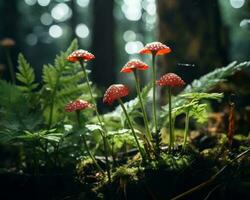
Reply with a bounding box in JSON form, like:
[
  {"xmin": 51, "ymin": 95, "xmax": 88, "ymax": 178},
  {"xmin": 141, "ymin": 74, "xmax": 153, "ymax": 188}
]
[{"xmin": 65, "ymin": 42, "xmax": 185, "ymax": 180}]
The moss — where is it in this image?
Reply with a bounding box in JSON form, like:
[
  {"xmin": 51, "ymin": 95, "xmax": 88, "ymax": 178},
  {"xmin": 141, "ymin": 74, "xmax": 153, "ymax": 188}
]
[{"xmin": 76, "ymin": 157, "xmax": 104, "ymax": 185}]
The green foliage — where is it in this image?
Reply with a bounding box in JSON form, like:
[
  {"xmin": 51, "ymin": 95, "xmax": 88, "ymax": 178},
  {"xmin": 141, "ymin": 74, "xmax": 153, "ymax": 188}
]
[
  {"xmin": 0, "ymin": 128, "xmax": 63, "ymax": 144},
  {"xmin": 0, "ymin": 39, "xmax": 98, "ymax": 171},
  {"xmin": 180, "ymin": 92, "xmax": 223, "ymax": 101},
  {"xmin": 40, "ymin": 39, "xmax": 95, "ymax": 125},
  {"xmin": 16, "ymin": 53, "xmax": 38, "ymax": 93},
  {"xmin": 112, "ymin": 166, "xmax": 138, "ymax": 181},
  {"xmin": 16, "ymin": 129, "xmax": 63, "ymax": 143},
  {"xmin": 0, "ymin": 80, "xmax": 29, "ymax": 130},
  {"xmin": 161, "ymin": 61, "xmax": 250, "ymax": 121},
  {"xmin": 171, "ymin": 93, "xmax": 223, "ymax": 124},
  {"xmin": 108, "ymin": 129, "xmax": 138, "ymax": 151}
]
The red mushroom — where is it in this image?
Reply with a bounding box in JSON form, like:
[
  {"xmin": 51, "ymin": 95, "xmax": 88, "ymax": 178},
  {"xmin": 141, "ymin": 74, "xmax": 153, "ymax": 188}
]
[
  {"xmin": 157, "ymin": 73, "xmax": 185, "ymax": 151},
  {"xmin": 103, "ymin": 84, "xmax": 129, "ymax": 105},
  {"xmin": 139, "ymin": 41, "xmax": 171, "ymax": 56},
  {"xmin": 120, "ymin": 59, "xmax": 149, "ymax": 73},
  {"xmin": 67, "ymin": 50, "xmax": 111, "ymax": 180},
  {"xmin": 67, "ymin": 49, "xmax": 95, "ymax": 63},
  {"xmin": 65, "ymin": 99, "xmax": 104, "ymax": 174},
  {"xmin": 65, "ymin": 99, "xmax": 92, "ymax": 112},
  {"xmin": 156, "ymin": 73, "xmax": 185, "ymax": 87},
  {"xmin": 103, "ymin": 84, "xmax": 146, "ymax": 160},
  {"xmin": 120, "ymin": 60, "xmax": 152, "ymax": 141},
  {"xmin": 0, "ymin": 38, "xmax": 16, "ymax": 84},
  {"xmin": 139, "ymin": 42, "xmax": 172, "ymax": 134},
  {"xmin": 0, "ymin": 38, "xmax": 15, "ymax": 48}
]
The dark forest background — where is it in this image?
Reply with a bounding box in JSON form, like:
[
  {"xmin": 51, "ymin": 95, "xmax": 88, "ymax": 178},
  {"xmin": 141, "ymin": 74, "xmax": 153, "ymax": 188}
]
[{"xmin": 0, "ymin": 0, "xmax": 249, "ymax": 101}]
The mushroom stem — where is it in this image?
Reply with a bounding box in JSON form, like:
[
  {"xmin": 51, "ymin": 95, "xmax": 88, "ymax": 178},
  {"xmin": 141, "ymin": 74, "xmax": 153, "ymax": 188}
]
[
  {"xmin": 79, "ymin": 61, "xmax": 103, "ymax": 124},
  {"xmin": 118, "ymin": 98, "xmax": 146, "ymax": 161},
  {"xmin": 5, "ymin": 48, "xmax": 15, "ymax": 84},
  {"xmin": 79, "ymin": 60, "xmax": 111, "ymax": 182},
  {"xmin": 76, "ymin": 110, "xmax": 105, "ymax": 174},
  {"xmin": 183, "ymin": 110, "xmax": 190, "ymax": 150},
  {"xmin": 133, "ymin": 70, "xmax": 152, "ymax": 142},
  {"xmin": 168, "ymin": 87, "xmax": 174, "ymax": 151},
  {"xmin": 152, "ymin": 54, "xmax": 158, "ymax": 134},
  {"xmin": 99, "ymin": 130, "xmax": 112, "ymax": 183}
]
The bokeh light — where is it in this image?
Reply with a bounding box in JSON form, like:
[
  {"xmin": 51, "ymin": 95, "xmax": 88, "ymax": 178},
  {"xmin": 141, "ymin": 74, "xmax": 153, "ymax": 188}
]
[
  {"xmin": 76, "ymin": 0, "xmax": 90, "ymax": 8},
  {"xmin": 240, "ymin": 19, "xmax": 250, "ymax": 28},
  {"xmin": 26, "ymin": 33, "xmax": 38, "ymax": 46},
  {"xmin": 122, "ymin": 0, "xmax": 142, "ymax": 21},
  {"xmin": 49, "ymin": 25, "xmax": 63, "ymax": 38},
  {"xmin": 230, "ymin": 0, "xmax": 245, "ymax": 9},
  {"xmin": 75, "ymin": 24, "xmax": 89, "ymax": 38},
  {"xmin": 24, "ymin": 0, "xmax": 36, "ymax": 6},
  {"xmin": 123, "ymin": 30, "xmax": 136, "ymax": 42},
  {"xmin": 40, "ymin": 13, "xmax": 53, "ymax": 26},
  {"xmin": 51, "ymin": 3, "xmax": 72, "ymax": 22},
  {"xmin": 37, "ymin": 0, "xmax": 50, "ymax": 7},
  {"xmin": 125, "ymin": 41, "xmax": 143, "ymax": 54}
]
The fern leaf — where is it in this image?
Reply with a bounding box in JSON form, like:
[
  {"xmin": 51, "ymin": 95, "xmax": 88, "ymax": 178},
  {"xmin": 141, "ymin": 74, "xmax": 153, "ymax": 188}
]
[
  {"xmin": 16, "ymin": 53, "xmax": 38, "ymax": 92},
  {"xmin": 40, "ymin": 39, "xmax": 97, "ymax": 125},
  {"xmin": 42, "ymin": 64, "xmax": 58, "ymax": 89},
  {"xmin": 160, "ymin": 61, "xmax": 250, "ymax": 120}
]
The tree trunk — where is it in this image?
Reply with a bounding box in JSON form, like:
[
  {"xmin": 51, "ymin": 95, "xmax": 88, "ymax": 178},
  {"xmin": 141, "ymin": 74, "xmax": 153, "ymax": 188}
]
[
  {"xmin": 91, "ymin": 0, "xmax": 115, "ymax": 89},
  {"xmin": 157, "ymin": 0, "xmax": 229, "ymax": 83}
]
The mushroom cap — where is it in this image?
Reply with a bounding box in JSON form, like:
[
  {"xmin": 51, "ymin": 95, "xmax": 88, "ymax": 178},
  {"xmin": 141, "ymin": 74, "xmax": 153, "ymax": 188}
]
[
  {"xmin": 65, "ymin": 99, "xmax": 92, "ymax": 112},
  {"xmin": 139, "ymin": 42, "xmax": 171, "ymax": 55},
  {"xmin": 0, "ymin": 38, "xmax": 15, "ymax": 47},
  {"xmin": 121, "ymin": 59, "xmax": 149, "ymax": 73},
  {"xmin": 156, "ymin": 73, "xmax": 185, "ymax": 87},
  {"xmin": 67, "ymin": 49, "xmax": 95, "ymax": 62},
  {"xmin": 103, "ymin": 84, "xmax": 129, "ymax": 105}
]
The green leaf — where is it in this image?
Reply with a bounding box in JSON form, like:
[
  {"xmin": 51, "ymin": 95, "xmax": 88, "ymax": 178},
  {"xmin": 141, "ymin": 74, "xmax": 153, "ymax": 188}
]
[
  {"xmin": 180, "ymin": 93, "xmax": 223, "ymax": 101},
  {"xmin": 161, "ymin": 61, "xmax": 250, "ymax": 121},
  {"xmin": 85, "ymin": 124, "xmax": 103, "ymax": 132},
  {"xmin": 16, "ymin": 53, "xmax": 38, "ymax": 92},
  {"xmin": 40, "ymin": 39, "xmax": 97, "ymax": 125}
]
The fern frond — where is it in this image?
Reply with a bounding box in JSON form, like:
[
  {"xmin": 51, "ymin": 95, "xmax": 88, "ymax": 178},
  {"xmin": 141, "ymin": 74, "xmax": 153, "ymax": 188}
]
[
  {"xmin": 160, "ymin": 61, "xmax": 250, "ymax": 120},
  {"xmin": 40, "ymin": 39, "xmax": 97, "ymax": 125},
  {"xmin": 16, "ymin": 53, "xmax": 38, "ymax": 92},
  {"xmin": 42, "ymin": 64, "xmax": 58, "ymax": 89}
]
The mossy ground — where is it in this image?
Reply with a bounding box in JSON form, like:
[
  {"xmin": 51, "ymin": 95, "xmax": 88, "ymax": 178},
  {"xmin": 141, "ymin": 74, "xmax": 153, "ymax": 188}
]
[{"xmin": 76, "ymin": 134, "xmax": 250, "ymax": 200}]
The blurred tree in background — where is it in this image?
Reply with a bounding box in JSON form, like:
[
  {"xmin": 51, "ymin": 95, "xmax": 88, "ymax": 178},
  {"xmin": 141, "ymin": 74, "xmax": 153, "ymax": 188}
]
[{"xmin": 157, "ymin": 0, "xmax": 229, "ymax": 83}]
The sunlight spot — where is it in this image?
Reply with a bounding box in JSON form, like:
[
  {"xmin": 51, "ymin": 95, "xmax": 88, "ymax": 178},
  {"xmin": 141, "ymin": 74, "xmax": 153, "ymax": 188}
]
[
  {"xmin": 40, "ymin": 13, "xmax": 53, "ymax": 26},
  {"xmin": 146, "ymin": 3, "xmax": 156, "ymax": 16},
  {"xmin": 125, "ymin": 41, "xmax": 143, "ymax": 54},
  {"xmin": 123, "ymin": 30, "xmax": 136, "ymax": 42},
  {"xmin": 24, "ymin": 0, "xmax": 36, "ymax": 6},
  {"xmin": 75, "ymin": 24, "xmax": 89, "ymax": 38},
  {"xmin": 240, "ymin": 19, "xmax": 250, "ymax": 28},
  {"xmin": 122, "ymin": 0, "xmax": 142, "ymax": 21},
  {"xmin": 49, "ymin": 25, "xmax": 63, "ymax": 38},
  {"xmin": 76, "ymin": 0, "xmax": 90, "ymax": 7},
  {"xmin": 37, "ymin": 0, "xmax": 50, "ymax": 7},
  {"xmin": 51, "ymin": 3, "xmax": 72, "ymax": 22},
  {"xmin": 26, "ymin": 34, "xmax": 38, "ymax": 46},
  {"xmin": 230, "ymin": 0, "xmax": 245, "ymax": 9}
]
